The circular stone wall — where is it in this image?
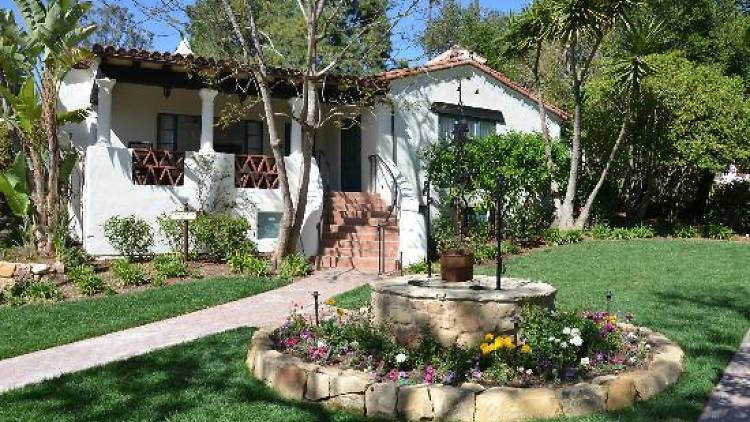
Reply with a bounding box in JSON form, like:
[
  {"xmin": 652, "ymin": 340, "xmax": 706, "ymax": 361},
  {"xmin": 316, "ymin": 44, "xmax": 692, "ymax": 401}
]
[
  {"xmin": 247, "ymin": 325, "xmax": 684, "ymax": 422},
  {"xmin": 371, "ymin": 275, "xmax": 557, "ymax": 348}
]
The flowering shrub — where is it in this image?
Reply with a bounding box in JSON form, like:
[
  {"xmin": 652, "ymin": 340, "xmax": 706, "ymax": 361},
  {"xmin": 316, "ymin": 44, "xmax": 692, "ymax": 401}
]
[{"xmin": 271, "ymin": 303, "xmax": 651, "ymax": 388}]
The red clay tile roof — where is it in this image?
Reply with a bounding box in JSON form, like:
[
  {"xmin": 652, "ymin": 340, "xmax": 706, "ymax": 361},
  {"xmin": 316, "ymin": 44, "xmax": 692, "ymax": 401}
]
[{"xmin": 378, "ymin": 58, "xmax": 569, "ymax": 121}]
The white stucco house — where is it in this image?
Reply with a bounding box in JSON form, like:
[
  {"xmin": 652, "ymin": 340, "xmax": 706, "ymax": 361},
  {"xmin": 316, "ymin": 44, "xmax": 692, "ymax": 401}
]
[{"xmin": 59, "ymin": 44, "xmax": 566, "ymax": 271}]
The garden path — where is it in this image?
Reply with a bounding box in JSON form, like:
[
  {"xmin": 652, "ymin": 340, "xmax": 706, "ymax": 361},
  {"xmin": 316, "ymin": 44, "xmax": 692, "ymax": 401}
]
[
  {"xmin": 699, "ymin": 329, "xmax": 750, "ymax": 421},
  {"xmin": 0, "ymin": 269, "xmax": 373, "ymax": 394}
]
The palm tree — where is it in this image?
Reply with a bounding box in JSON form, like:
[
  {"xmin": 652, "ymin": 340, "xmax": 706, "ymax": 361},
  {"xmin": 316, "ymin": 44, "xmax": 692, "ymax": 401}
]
[{"xmin": 0, "ymin": 0, "xmax": 94, "ymax": 254}]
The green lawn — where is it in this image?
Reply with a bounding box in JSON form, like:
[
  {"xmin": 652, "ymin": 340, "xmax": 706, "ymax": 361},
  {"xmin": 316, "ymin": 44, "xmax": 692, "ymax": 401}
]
[
  {"xmin": 0, "ymin": 240, "xmax": 746, "ymax": 421},
  {"xmin": 0, "ymin": 276, "xmax": 288, "ymax": 359}
]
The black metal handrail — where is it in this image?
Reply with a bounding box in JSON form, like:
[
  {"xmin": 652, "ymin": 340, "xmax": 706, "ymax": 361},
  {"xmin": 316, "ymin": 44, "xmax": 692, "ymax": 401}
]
[
  {"xmin": 368, "ymin": 154, "xmax": 403, "ymax": 274},
  {"xmin": 315, "ymin": 150, "xmax": 331, "ymax": 270}
]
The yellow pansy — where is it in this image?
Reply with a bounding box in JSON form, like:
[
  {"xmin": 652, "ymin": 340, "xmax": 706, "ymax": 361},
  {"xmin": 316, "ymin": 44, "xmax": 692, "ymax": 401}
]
[
  {"xmin": 521, "ymin": 344, "xmax": 532, "ymax": 354},
  {"xmin": 480, "ymin": 343, "xmax": 493, "ymax": 355},
  {"xmin": 325, "ymin": 298, "xmax": 336, "ymax": 306},
  {"xmin": 608, "ymin": 315, "xmax": 617, "ymax": 323},
  {"xmin": 484, "ymin": 333, "xmax": 495, "ymax": 341},
  {"xmin": 336, "ymin": 308, "xmax": 345, "ymax": 316}
]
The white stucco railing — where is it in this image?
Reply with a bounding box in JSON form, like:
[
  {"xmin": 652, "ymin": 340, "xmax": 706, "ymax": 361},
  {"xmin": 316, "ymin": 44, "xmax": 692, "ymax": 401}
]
[{"xmin": 81, "ymin": 145, "xmax": 323, "ymax": 257}]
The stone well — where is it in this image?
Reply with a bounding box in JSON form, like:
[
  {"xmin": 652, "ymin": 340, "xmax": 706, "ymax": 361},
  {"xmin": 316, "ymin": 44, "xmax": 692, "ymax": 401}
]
[{"xmin": 371, "ymin": 275, "xmax": 557, "ymax": 348}]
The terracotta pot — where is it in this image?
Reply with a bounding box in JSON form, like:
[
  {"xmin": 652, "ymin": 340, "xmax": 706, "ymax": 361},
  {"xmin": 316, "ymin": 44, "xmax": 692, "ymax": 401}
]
[{"xmin": 439, "ymin": 252, "xmax": 474, "ymax": 282}]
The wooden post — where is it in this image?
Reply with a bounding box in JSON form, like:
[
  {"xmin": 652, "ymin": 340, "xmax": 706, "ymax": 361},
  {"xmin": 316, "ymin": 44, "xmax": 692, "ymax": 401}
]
[{"xmin": 182, "ymin": 203, "xmax": 190, "ymax": 262}]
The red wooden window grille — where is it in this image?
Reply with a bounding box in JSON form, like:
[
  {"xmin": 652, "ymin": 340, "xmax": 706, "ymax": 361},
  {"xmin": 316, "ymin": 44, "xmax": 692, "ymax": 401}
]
[
  {"xmin": 132, "ymin": 148, "xmax": 185, "ymax": 186},
  {"xmin": 235, "ymin": 154, "xmax": 279, "ymax": 189}
]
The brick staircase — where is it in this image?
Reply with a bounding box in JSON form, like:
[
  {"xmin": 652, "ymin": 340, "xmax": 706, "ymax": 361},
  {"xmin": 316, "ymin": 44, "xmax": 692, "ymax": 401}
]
[{"xmin": 316, "ymin": 192, "xmax": 400, "ymax": 273}]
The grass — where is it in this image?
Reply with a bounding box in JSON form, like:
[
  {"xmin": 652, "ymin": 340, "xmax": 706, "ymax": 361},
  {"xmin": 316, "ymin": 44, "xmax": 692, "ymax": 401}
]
[
  {"xmin": 0, "ymin": 276, "xmax": 288, "ymax": 360},
  {"xmin": 336, "ymin": 239, "xmax": 750, "ymax": 421},
  {"xmin": 0, "ymin": 328, "xmax": 365, "ymax": 422},
  {"xmin": 0, "ymin": 240, "xmax": 746, "ymax": 421},
  {"xmin": 331, "ymin": 284, "xmax": 372, "ymax": 310}
]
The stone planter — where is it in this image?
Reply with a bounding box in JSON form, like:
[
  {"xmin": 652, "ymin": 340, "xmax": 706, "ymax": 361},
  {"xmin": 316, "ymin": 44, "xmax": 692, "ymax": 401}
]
[
  {"xmin": 247, "ymin": 326, "xmax": 684, "ymax": 422},
  {"xmin": 439, "ymin": 252, "xmax": 474, "ymax": 282}
]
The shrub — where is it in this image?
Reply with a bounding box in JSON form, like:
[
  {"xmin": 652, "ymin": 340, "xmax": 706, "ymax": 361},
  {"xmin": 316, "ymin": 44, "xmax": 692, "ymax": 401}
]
[
  {"xmin": 707, "ymin": 181, "xmax": 750, "ymax": 234},
  {"xmin": 153, "ymin": 254, "xmax": 189, "ymax": 280},
  {"xmin": 228, "ymin": 252, "xmax": 269, "ymax": 277},
  {"xmin": 191, "ymin": 213, "xmax": 255, "ymax": 261},
  {"xmin": 544, "ymin": 229, "xmax": 584, "ymax": 246},
  {"xmin": 500, "ymin": 242, "xmax": 521, "ymax": 255},
  {"xmin": 405, "ymin": 261, "xmax": 428, "ymax": 274},
  {"xmin": 103, "ymin": 215, "xmax": 154, "ymax": 259},
  {"xmin": 61, "ymin": 245, "xmax": 91, "ymax": 269},
  {"xmin": 703, "ymin": 224, "xmax": 735, "ymax": 240},
  {"xmin": 67, "ymin": 265, "xmax": 106, "ymax": 296},
  {"xmin": 609, "ymin": 227, "xmax": 633, "ymax": 240},
  {"xmin": 111, "ymin": 259, "xmax": 150, "ymax": 286},
  {"xmin": 279, "ymin": 253, "xmax": 312, "ymax": 280},
  {"xmin": 505, "ymin": 199, "xmax": 553, "ymax": 246},
  {"xmin": 157, "ymin": 214, "xmax": 185, "ymax": 253},
  {"xmin": 588, "ymin": 224, "xmax": 612, "ymax": 240},
  {"xmin": 473, "ymin": 242, "xmax": 496, "ymax": 263},
  {"xmin": 672, "ymin": 225, "xmax": 699, "ymax": 238},
  {"xmin": 21, "ymin": 280, "xmax": 63, "ymax": 303},
  {"xmin": 630, "ymin": 225, "xmax": 656, "ymax": 239}
]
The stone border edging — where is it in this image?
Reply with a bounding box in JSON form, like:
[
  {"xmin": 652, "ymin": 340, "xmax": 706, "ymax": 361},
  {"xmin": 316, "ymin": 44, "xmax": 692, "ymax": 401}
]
[{"xmin": 247, "ymin": 326, "xmax": 684, "ymax": 421}]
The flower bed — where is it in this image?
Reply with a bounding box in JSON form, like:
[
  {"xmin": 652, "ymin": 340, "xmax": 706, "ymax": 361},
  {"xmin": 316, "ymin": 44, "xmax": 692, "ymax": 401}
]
[{"xmin": 248, "ymin": 305, "xmax": 683, "ymax": 421}]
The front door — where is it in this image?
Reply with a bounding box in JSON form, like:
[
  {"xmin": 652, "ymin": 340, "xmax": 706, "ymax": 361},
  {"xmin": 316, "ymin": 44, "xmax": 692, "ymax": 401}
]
[{"xmin": 340, "ymin": 123, "xmax": 361, "ymax": 192}]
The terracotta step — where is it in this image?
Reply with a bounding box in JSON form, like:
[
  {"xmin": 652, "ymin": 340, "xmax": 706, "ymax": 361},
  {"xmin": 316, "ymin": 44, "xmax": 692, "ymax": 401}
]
[
  {"xmin": 325, "ymin": 224, "xmax": 399, "ymax": 235},
  {"xmin": 327, "ymin": 215, "xmax": 397, "ymax": 226},
  {"xmin": 321, "ymin": 247, "xmax": 400, "ymax": 257},
  {"xmin": 327, "ymin": 210, "xmax": 392, "ymax": 220},
  {"xmin": 320, "ymin": 239, "xmax": 400, "ymax": 249},
  {"xmin": 326, "ymin": 192, "xmax": 383, "ymax": 200},
  {"xmin": 322, "ymin": 232, "xmax": 399, "ymax": 242},
  {"xmin": 316, "ymin": 255, "xmax": 400, "ymax": 272},
  {"xmin": 326, "ymin": 203, "xmax": 389, "ymax": 212}
]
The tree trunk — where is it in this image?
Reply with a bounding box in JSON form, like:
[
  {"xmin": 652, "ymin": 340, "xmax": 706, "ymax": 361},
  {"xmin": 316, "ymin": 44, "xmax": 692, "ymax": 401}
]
[
  {"xmin": 575, "ymin": 115, "xmax": 628, "ymax": 228},
  {"xmin": 27, "ymin": 144, "xmax": 48, "ymax": 250},
  {"xmin": 41, "ymin": 68, "xmax": 59, "ymax": 255},
  {"xmin": 556, "ymin": 77, "xmax": 582, "ymax": 229}
]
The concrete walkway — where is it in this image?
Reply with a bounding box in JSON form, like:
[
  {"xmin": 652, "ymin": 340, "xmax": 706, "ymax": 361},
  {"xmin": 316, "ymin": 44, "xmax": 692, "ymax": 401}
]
[
  {"xmin": 699, "ymin": 329, "xmax": 750, "ymax": 421},
  {"xmin": 0, "ymin": 269, "xmax": 373, "ymax": 394}
]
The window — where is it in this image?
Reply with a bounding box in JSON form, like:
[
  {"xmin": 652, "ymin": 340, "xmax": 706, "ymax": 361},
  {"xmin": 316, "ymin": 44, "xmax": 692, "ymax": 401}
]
[
  {"xmin": 257, "ymin": 212, "xmax": 282, "ymax": 239},
  {"xmin": 157, "ymin": 113, "xmax": 264, "ymax": 154},
  {"xmin": 438, "ymin": 114, "xmax": 499, "ymax": 140}
]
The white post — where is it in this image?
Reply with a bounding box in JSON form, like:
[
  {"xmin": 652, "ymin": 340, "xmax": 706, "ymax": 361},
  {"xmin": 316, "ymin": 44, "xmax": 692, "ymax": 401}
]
[
  {"xmin": 288, "ymin": 98, "xmax": 303, "ymax": 154},
  {"xmin": 95, "ymin": 78, "xmax": 116, "ymax": 145},
  {"xmin": 198, "ymin": 88, "xmax": 218, "ymax": 153}
]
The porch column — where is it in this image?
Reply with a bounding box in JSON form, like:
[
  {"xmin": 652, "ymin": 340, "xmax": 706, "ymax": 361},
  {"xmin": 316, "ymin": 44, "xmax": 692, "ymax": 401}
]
[
  {"xmin": 198, "ymin": 88, "xmax": 218, "ymax": 153},
  {"xmin": 95, "ymin": 78, "xmax": 116, "ymax": 145},
  {"xmin": 288, "ymin": 98, "xmax": 303, "ymax": 154}
]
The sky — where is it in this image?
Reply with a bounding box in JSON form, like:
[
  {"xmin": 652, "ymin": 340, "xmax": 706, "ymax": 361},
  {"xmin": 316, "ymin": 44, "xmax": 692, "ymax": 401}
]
[{"xmin": 0, "ymin": 0, "xmax": 530, "ymax": 63}]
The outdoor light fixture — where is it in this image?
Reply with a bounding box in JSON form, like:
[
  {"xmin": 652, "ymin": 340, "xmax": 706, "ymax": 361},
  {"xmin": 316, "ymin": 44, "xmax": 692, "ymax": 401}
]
[
  {"xmin": 495, "ymin": 164, "xmax": 505, "ymax": 291},
  {"xmin": 606, "ymin": 290, "xmax": 613, "ymax": 314},
  {"xmin": 423, "ymin": 178, "xmax": 433, "ymax": 281},
  {"xmin": 312, "ymin": 291, "xmax": 320, "ymax": 325}
]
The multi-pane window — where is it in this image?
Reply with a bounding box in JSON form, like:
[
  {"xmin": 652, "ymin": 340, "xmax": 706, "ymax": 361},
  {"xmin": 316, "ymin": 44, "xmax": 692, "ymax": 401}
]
[
  {"xmin": 156, "ymin": 113, "xmax": 264, "ymax": 154},
  {"xmin": 438, "ymin": 114, "xmax": 499, "ymax": 140}
]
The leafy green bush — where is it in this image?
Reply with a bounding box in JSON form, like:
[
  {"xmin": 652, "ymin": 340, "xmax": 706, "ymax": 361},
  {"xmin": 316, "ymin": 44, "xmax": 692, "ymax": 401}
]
[
  {"xmin": 473, "ymin": 242, "xmax": 496, "ymax": 263},
  {"xmin": 103, "ymin": 215, "xmax": 154, "ymax": 259},
  {"xmin": 588, "ymin": 224, "xmax": 612, "ymax": 240},
  {"xmin": 544, "ymin": 229, "xmax": 584, "ymax": 246},
  {"xmin": 21, "ymin": 280, "xmax": 63, "ymax": 303},
  {"xmin": 630, "ymin": 225, "xmax": 656, "ymax": 239},
  {"xmin": 707, "ymin": 181, "xmax": 750, "ymax": 234},
  {"xmin": 405, "ymin": 261, "xmax": 428, "ymax": 274},
  {"xmin": 61, "ymin": 245, "xmax": 91, "ymax": 269},
  {"xmin": 608, "ymin": 227, "xmax": 633, "ymax": 240},
  {"xmin": 67, "ymin": 265, "xmax": 106, "ymax": 296},
  {"xmin": 672, "ymin": 225, "xmax": 699, "ymax": 238},
  {"xmin": 157, "ymin": 214, "xmax": 185, "ymax": 253},
  {"xmin": 153, "ymin": 254, "xmax": 188, "ymax": 280},
  {"xmin": 228, "ymin": 252, "xmax": 269, "ymax": 277},
  {"xmin": 505, "ymin": 199, "xmax": 553, "ymax": 246},
  {"xmin": 111, "ymin": 259, "xmax": 150, "ymax": 286},
  {"xmin": 703, "ymin": 224, "xmax": 735, "ymax": 240},
  {"xmin": 279, "ymin": 253, "xmax": 312, "ymax": 280},
  {"xmin": 500, "ymin": 242, "xmax": 521, "ymax": 255}
]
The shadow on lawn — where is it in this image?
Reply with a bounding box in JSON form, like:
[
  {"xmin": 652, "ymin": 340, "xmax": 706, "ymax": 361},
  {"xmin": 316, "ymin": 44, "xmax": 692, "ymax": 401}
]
[{"xmin": 0, "ymin": 328, "xmax": 381, "ymax": 422}]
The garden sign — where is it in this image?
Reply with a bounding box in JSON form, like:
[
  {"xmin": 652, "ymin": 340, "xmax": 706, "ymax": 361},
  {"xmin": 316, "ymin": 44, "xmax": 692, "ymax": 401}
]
[{"xmin": 169, "ymin": 204, "xmax": 197, "ymax": 261}]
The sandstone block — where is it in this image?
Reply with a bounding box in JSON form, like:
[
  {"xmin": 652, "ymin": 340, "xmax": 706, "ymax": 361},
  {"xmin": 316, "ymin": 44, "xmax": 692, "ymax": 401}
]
[
  {"xmin": 649, "ymin": 359, "xmax": 682, "ymax": 386},
  {"xmin": 324, "ymin": 393, "xmax": 365, "ymax": 414},
  {"xmin": 253, "ymin": 349, "xmax": 283, "ymax": 382},
  {"xmin": 476, "ymin": 387, "xmax": 562, "ymax": 422},
  {"xmin": 397, "ymin": 384, "xmax": 433, "ymax": 420},
  {"xmin": 559, "ymin": 383, "xmax": 606, "ymax": 416},
  {"xmin": 305, "ymin": 371, "xmax": 331, "ymax": 401},
  {"xmin": 0, "ymin": 262, "xmax": 15, "ymax": 278},
  {"xmin": 429, "ymin": 384, "xmax": 475, "ymax": 422},
  {"xmin": 365, "ymin": 382, "xmax": 398, "ymax": 418},
  {"xmin": 273, "ymin": 364, "xmax": 307, "ymax": 400},
  {"xmin": 331, "ymin": 370, "xmax": 374, "ymax": 395},
  {"xmin": 606, "ymin": 376, "xmax": 636, "ymax": 411},
  {"xmin": 623, "ymin": 371, "xmax": 664, "ymax": 401},
  {"xmin": 31, "ymin": 263, "xmax": 50, "ymax": 275},
  {"xmin": 460, "ymin": 382, "xmax": 486, "ymax": 393},
  {"xmin": 456, "ymin": 332, "xmax": 482, "ymax": 348}
]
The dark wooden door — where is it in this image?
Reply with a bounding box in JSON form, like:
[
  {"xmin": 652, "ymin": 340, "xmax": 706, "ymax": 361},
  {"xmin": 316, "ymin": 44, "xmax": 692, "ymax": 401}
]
[{"xmin": 340, "ymin": 123, "xmax": 362, "ymax": 192}]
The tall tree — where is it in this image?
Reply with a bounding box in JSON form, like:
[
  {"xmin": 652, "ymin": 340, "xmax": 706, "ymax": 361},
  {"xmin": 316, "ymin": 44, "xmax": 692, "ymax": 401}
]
[
  {"xmin": 0, "ymin": 0, "xmax": 94, "ymax": 254},
  {"xmin": 82, "ymin": 3, "xmax": 153, "ymax": 49},
  {"xmin": 188, "ymin": 0, "xmax": 393, "ymax": 72}
]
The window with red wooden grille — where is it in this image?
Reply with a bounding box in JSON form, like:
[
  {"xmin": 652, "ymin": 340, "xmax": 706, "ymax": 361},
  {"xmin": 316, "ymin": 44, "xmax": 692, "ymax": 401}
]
[
  {"xmin": 132, "ymin": 148, "xmax": 185, "ymax": 186},
  {"xmin": 235, "ymin": 154, "xmax": 279, "ymax": 189}
]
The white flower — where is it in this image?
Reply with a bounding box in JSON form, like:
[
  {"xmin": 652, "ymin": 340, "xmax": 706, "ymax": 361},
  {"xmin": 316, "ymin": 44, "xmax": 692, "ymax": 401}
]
[
  {"xmin": 569, "ymin": 336, "xmax": 584, "ymax": 347},
  {"xmin": 561, "ymin": 342, "xmax": 568, "ymax": 349},
  {"xmin": 526, "ymin": 369, "xmax": 533, "ymax": 375},
  {"xmin": 626, "ymin": 332, "xmax": 638, "ymax": 342},
  {"xmin": 645, "ymin": 344, "xmax": 652, "ymax": 350},
  {"xmin": 554, "ymin": 338, "xmax": 561, "ymax": 344},
  {"xmin": 548, "ymin": 336, "xmax": 556, "ymax": 342},
  {"xmin": 629, "ymin": 356, "xmax": 637, "ymax": 363},
  {"xmin": 571, "ymin": 328, "xmax": 581, "ymax": 337},
  {"xmin": 517, "ymin": 366, "xmax": 525, "ymax": 372},
  {"xmin": 316, "ymin": 339, "xmax": 327, "ymax": 347},
  {"xmin": 580, "ymin": 357, "xmax": 590, "ymax": 366},
  {"xmin": 562, "ymin": 327, "xmax": 572, "ymax": 335},
  {"xmin": 395, "ymin": 353, "xmax": 407, "ymax": 364}
]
